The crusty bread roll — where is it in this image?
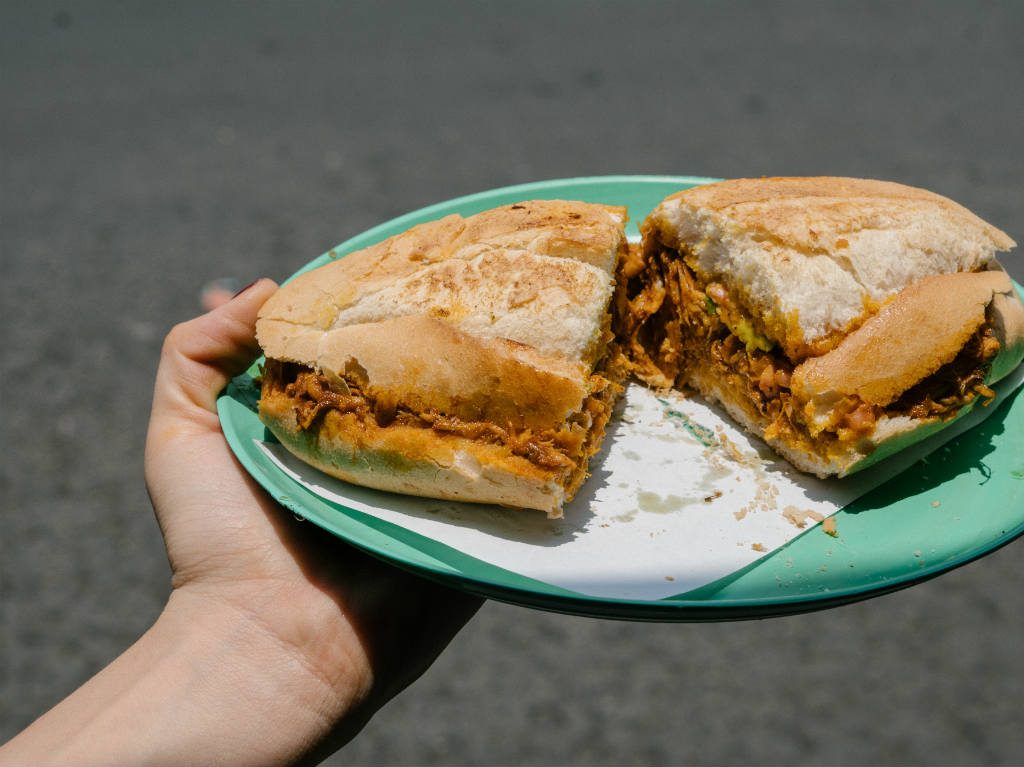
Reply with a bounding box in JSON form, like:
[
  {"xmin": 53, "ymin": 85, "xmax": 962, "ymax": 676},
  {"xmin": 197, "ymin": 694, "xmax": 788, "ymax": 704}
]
[
  {"xmin": 257, "ymin": 200, "xmax": 629, "ymax": 517},
  {"xmin": 619, "ymin": 176, "xmax": 1023, "ymax": 477},
  {"xmin": 257, "ymin": 178, "xmax": 1023, "ymax": 512}
]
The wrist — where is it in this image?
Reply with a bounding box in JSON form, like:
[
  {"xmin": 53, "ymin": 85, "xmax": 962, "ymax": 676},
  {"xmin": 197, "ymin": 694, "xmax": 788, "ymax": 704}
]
[
  {"xmin": 0, "ymin": 585, "xmax": 372, "ymax": 767},
  {"xmin": 163, "ymin": 582, "xmax": 375, "ymax": 755}
]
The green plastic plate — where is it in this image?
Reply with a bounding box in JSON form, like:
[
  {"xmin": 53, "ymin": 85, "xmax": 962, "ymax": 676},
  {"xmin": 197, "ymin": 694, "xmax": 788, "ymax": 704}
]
[{"xmin": 218, "ymin": 176, "xmax": 1024, "ymax": 621}]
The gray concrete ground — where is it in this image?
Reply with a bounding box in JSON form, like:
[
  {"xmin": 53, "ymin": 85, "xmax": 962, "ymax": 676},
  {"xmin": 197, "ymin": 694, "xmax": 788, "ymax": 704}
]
[{"xmin": 3, "ymin": 2, "xmax": 1024, "ymax": 764}]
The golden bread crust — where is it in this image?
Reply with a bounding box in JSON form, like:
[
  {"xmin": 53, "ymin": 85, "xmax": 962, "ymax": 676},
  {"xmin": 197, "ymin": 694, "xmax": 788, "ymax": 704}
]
[
  {"xmin": 258, "ymin": 200, "xmax": 626, "ymax": 366},
  {"xmin": 448, "ymin": 199, "xmax": 628, "ymax": 272},
  {"xmin": 659, "ymin": 176, "xmax": 1014, "ymax": 252},
  {"xmin": 313, "ymin": 315, "xmax": 590, "ymax": 432},
  {"xmin": 259, "ymin": 214, "xmax": 468, "ymax": 330},
  {"xmin": 791, "ymin": 270, "xmax": 1017, "ymax": 407},
  {"xmin": 324, "ymin": 248, "xmax": 615, "ymax": 367},
  {"xmin": 259, "ymin": 200, "xmax": 627, "ymax": 331}
]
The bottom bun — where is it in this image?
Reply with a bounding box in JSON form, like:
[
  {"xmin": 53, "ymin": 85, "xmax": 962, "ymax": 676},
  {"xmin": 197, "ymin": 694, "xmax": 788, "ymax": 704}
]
[
  {"xmin": 685, "ymin": 366, "xmax": 985, "ymax": 478},
  {"xmin": 260, "ymin": 391, "xmax": 569, "ymax": 517}
]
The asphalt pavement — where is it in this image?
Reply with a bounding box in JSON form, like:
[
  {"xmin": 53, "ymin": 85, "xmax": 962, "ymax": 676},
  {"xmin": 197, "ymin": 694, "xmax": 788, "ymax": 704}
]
[{"xmin": 3, "ymin": 3, "xmax": 1024, "ymax": 764}]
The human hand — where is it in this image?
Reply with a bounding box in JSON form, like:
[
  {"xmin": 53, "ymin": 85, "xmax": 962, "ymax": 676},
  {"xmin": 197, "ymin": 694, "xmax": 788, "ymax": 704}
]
[
  {"xmin": 1, "ymin": 280, "xmax": 481, "ymax": 767},
  {"xmin": 143, "ymin": 278, "xmax": 482, "ymax": 757}
]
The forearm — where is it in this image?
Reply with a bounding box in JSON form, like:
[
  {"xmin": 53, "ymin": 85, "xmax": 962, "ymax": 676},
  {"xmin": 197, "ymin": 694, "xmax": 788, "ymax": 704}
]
[{"xmin": 0, "ymin": 589, "xmax": 367, "ymax": 766}]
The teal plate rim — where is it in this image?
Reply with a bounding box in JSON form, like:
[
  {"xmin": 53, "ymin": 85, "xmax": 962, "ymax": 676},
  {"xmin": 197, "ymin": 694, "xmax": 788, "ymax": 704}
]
[{"xmin": 217, "ymin": 175, "xmax": 1024, "ymax": 622}]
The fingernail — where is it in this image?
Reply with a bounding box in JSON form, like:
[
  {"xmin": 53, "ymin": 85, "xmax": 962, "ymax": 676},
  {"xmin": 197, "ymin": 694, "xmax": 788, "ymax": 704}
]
[{"xmin": 233, "ymin": 279, "xmax": 260, "ymax": 298}]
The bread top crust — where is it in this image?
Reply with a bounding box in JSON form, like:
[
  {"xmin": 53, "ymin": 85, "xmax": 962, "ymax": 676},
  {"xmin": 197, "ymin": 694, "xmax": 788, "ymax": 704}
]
[
  {"xmin": 446, "ymin": 200, "xmax": 627, "ymax": 272},
  {"xmin": 258, "ymin": 200, "xmax": 625, "ymax": 367},
  {"xmin": 259, "ymin": 200, "xmax": 627, "ymax": 331},
  {"xmin": 647, "ymin": 177, "xmax": 1016, "ymax": 359},
  {"xmin": 257, "ymin": 199, "xmax": 626, "ymax": 436},
  {"xmin": 325, "ymin": 248, "xmax": 615, "ymax": 366}
]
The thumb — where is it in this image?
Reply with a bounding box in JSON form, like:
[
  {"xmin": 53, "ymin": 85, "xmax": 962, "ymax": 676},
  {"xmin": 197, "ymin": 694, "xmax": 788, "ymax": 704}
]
[{"xmin": 152, "ymin": 278, "xmax": 279, "ymax": 419}]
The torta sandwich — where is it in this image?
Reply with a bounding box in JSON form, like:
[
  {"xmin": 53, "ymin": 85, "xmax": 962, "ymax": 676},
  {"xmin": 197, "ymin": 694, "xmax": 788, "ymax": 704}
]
[
  {"xmin": 616, "ymin": 176, "xmax": 1024, "ymax": 477},
  {"xmin": 256, "ymin": 200, "xmax": 629, "ymax": 517}
]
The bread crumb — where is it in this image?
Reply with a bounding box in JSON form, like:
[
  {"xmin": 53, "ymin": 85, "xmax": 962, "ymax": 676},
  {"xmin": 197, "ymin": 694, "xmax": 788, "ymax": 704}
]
[
  {"xmin": 703, "ymin": 490, "xmax": 723, "ymax": 503},
  {"xmin": 930, "ymin": 500, "xmax": 941, "ymax": 508},
  {"xmin": 751, "ymin": 542, "xmax": 766, "ymax": 552},
  {"xmin": 715, "ymin": 427, "xmax": 750, "ymax": 464},
  {"xmin": 783, "ymin": 505, "xmax": 824, "ymax": 529},
  {"xmin": 822, "ymin": 517, "xmax": 838, "ymax": 538},
  {"xmin": 664, "ymin": 575, "xmax": 675, "ymax": 582}
]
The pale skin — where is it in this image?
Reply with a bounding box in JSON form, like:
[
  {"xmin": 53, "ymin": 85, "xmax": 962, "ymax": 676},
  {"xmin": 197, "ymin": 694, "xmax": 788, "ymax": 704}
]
[{"xmin": 0, "ymin": 279, "xmax": 482, "ymax": 766}]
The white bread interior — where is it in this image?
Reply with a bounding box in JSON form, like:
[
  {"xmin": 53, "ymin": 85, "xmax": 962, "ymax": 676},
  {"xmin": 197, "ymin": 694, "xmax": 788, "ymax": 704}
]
[{"xmin": 259, "ymin": 200, "xmax": 627, "ymax": 333}]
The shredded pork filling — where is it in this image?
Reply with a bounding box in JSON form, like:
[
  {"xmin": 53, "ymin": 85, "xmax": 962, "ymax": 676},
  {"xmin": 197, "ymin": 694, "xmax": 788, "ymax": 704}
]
[
  {"xmin": 617, "ymin": 245, "xmax": 1001, "ymax": 453},
  {"xmin": 262, "ymin": 360, "xmax": 618, "ymax": 478}
]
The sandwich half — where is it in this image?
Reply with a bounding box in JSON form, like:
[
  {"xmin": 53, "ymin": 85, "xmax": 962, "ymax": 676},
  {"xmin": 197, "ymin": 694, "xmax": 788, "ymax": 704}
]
[
  {"xmin": 616, "ymin": 176, "xmax": 1024, "ymax": 476},
  {"xmin": 256, "ymin": 200, "xmax": 629, "ymax": 517}
]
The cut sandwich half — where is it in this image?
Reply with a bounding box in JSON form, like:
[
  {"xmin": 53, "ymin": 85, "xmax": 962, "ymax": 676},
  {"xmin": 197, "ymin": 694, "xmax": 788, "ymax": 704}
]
[
  {"xmin": 256, "ymin": 200, "xmax": 629, "ymax": 517},
  {"xmin": 616, "ymin": 176, "xmax": 1024, "ymax": 477}
]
